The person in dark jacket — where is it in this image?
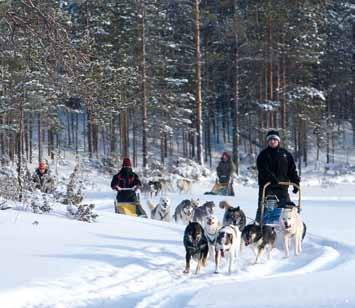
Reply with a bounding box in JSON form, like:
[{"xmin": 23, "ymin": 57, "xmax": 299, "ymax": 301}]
[
  {"xmin": 32, "ymin": 160, "xmax": 54, "ymax": 193},
  {"xmin": 216, "ymin": 152, "xmax": 236, "ymax": 196},
  {"xmin": 111, "ymin": 158, "xmax": 141, "ymax": 202},
  {"xmin": 111, "ymin": 158, "xmax": 146, "ymax": 217},
  {"xmin": 255, "ymin": 130, "xmax": 300, "ymax": 222},
  {"xmin": 216, "ymin": 152, "xmax": 236, "ymax": 184}
]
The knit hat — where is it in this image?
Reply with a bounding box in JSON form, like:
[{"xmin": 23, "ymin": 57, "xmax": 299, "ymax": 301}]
[
  {"xmin": 122, "ymin": 157, "xmax": 132, "ymax": 168},
  {"xmin": 222, "ymin": 152, "xmax": 230, "ymax": 159},
  {"xmin": 266, "ymin": 130, "xmax": 281, "ymax": 142}
]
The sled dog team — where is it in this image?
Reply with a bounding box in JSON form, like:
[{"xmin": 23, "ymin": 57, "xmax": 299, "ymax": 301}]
[{"xmin": 155, "ymin": 199, "xmax": 306, "ymax": 275}]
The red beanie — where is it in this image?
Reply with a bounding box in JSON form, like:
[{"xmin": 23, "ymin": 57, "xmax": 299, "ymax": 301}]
[{"xmin": 122, "ymin": 158, "xmax": 132, "ymax": 168}]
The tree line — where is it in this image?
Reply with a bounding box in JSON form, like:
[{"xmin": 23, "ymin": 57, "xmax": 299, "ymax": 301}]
[{"xmin": 0, "ymin": 0, "xmax": 354, "ymax": 175}]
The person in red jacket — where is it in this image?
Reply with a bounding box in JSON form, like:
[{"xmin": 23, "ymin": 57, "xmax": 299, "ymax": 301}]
[{"xmin": 111, "ymin": 158, "xmax": 146, "ymax": 217}]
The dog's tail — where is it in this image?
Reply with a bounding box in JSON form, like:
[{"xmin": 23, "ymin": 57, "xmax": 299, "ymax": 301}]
[
  {"xmin": 302, "ymin": 222, "xmax": 307, "ymax": 241},
  {"xmin": 219, "ymin": 200, "xmax": 231, "ymax": 210},
  {"xmin": 147, "ymin": 200, "xmax": 155, "ymax": 210}
]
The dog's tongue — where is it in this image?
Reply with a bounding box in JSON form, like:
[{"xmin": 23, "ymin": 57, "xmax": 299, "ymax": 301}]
[{"xmin": 221, "ymin": 249, "xmax": 225, "ymax": 258}]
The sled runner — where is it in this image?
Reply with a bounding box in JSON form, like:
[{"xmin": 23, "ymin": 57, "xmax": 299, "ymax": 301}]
[
  {"xmin": 204, "ymin": 179, "xmax": 234, "ymax": 196},
  {"xmin": 260, "ymin": 181, "xmax": 301, "ymax": 227}
]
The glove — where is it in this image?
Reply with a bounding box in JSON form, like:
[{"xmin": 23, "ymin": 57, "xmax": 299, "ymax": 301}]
[{"xmin": 292, "ymin": 186, "xmax": 299, "ymax": 194}]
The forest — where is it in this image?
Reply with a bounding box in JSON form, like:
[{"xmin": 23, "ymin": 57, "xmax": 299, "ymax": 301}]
[{"xmin": 0, "ymin": 0, "xmax": 354, "ymax": 174}]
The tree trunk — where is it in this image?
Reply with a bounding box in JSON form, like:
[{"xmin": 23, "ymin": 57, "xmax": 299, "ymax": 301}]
[
  {"xmin": 281, "ymin": 54, "xmax": 287, "ymax": 145},
  {"xmin": 139, "ymin": 0, "xmax": 148, "ymax": 168},
  {"xmin": 120, "ymin": 111, "xmax": 128, "ymax": 159},
  {"xmin": 67, "ymin": 112, "xmax": 71, "ymax": 148},
  {"xmin": 352, "ymin": 23, "xmax": 355, "ymax": 146},
  {"xmin": 232, "ymin": 0, "xmax": 240, "ymax": 175},
  {"xmin": 132, "ymin": 111, "xmax": 137, "ymax": 167},
  {"xmin": 303, "ymin": 120, "xmax": 307, "ymax": 166},
  {"xmin": 194, "ymin": 0, "xmax": 203, "ymax": 165},
  {"xmin": 29, "ymin": 112, "xmax": 33, "ymax": 164},
  {"xmin": 38, "ymin": 113, "xmax": 42, "ymax": 162},
  {"xmin": 297, "ymin": 123, "xmax": 302, "ymax": 176},
  {"xmin": 75, "ymin": 113, "xmax": 79, "ymax": 154},
  {"xmin": 110, "ymin": 114, "xmax": 116, "ymax": 157},
  {"xmin": 17, "ymin": 102, "xmax": 24, "ymax": 202},
  {"xmin": 87, "ymin": 111, "xmax": 92, "ymax": 159}
]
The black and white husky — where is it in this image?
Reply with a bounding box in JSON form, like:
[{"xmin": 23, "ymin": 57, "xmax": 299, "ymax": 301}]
[
  {"xmin": 241, "ymin": 223, "xmax": 277, "ymax": 264},
  {"xmin": 192, "ymin": 201, "xmax": 215, "ymax": 225},
  {"xmin": 219, "ymin": 201, "xmax": 246, "ymax": 231},
  {"xmin": 147, "ymin": 197, "xmax": 171, "ymax": 222},
  {"xmin": 173, "ymin": 199, "xmax": 199, "ymax": 224},
  {"xmin": 215, "ymin": 224, "xmax": 241, "ymax": 274},
  {"xmin": 183, "ymin": 222, "xmax": 209, "ymax": 274}
]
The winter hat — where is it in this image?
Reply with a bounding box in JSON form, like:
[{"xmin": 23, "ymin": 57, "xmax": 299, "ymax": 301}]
[
  {"xmin": 266, "ymin": 130, "xmax": 281, "ymax": 142},
  {"xmin": 221, "ymin": 152, "xmax": 230, "ymax": 160},
  {"xmin": 122, "ymin": 157, "xmax": 132, "ymax": 168}
]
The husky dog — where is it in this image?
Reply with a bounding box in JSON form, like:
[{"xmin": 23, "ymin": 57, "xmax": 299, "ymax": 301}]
[
  {"xmin": 279, "ymin": 207, "xmax": 306, "ymax": 258},
  {"xmin": 158, "ymin": 178, "xmax": 174, "ymax": 193},
  {"xmin": 219, "ymin": 201, "xmax": 246, "ymax": 232},
  {"xmin": 173, "ymin": 199, "xmax": 199, "ymax": 224},
  {"xmin": 192, "ymin": 201, "xmax": 215, "ymax": 225},
  {"xmin": 147, "ymin": 197, "xmax": 171, "ymax": 222},
  {"xmin": 176, "ymin": 178, "xmax": 193, "ymax": 193},
  {"xmin": 203, "ymin": 215, "xmax": 220, "ymax": 261},
  {"xmin": 148, "ymin": 180, "xmax": 163, "ymax": 197},
  {"xmin": 183, "ymin": 222, "xmax": 209, "ymax": 274},
  {"xmin": 215, "ymin": 225, "xmax": 241, "ymax": 274},
  {"xmin": 241, "ymin": 223, "xmax": 277, "ymax": 264}
]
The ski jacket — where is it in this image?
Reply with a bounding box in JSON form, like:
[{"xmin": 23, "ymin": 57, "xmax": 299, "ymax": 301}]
[
  {"xmin": 257, "ymin": 146, "xmax": 300, "ymax": 189},
  {"xmin": 32, "ymin": 168, "xmax": 54, "ymax": 193},
  {"xmin": 111, "ymin": 168, "xmax": 141, "ymax": 203},
  {"xmin": 216, "ymin": 154, "xmax": 236, "ymax": 183}
]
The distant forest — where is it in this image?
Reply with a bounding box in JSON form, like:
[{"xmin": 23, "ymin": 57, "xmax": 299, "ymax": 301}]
[{"xmin": 1, "ymin": 0, "xmax": 354, "ymax": 174}]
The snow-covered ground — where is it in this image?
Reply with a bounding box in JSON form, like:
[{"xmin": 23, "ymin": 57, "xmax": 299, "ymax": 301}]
[{"xmin": 1, "ymin": 171, "xmax": 355, "ymax": 308}]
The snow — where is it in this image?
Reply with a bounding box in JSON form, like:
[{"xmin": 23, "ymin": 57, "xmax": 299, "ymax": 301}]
[{"xmin": 1, "ymin": 169, "xmax": 355, "ymax": 307}]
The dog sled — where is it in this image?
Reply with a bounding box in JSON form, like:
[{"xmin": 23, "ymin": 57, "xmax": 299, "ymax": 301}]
[
  {"xmin": 260, "ymin": 181, "xmax": 301, "ymax": 227},
  {"xmin": 114, "ymin": 188, "xmax": 147, "ymax": 217},
  {"xmin": 204, "ymin": 179, "xmax": 234, "ymax": 196}
]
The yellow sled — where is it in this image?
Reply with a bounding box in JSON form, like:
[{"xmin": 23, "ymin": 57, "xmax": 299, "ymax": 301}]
[{"xmin": 114, "ymin": 202, "xmax": 139, "ymax": 216}]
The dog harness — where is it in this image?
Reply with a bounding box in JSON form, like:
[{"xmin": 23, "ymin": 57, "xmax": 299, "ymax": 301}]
[{"xmin": 205, "ymin": 231, "xmax": 218, "ymax": 245}]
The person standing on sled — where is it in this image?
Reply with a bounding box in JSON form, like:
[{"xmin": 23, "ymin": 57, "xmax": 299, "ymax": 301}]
[
  {"xmin": 216, "ymin": 152, "xmax": 236, "ymax": 195},
  {"xmin": 111, "ymin": 158, "xmax": 147, "ymax": 217},
  {"xmin": 255, "ymin": 130, "xmax": 300, "ymax": 222}
]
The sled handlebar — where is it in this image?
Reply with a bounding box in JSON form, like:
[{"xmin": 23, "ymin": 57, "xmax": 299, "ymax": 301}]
[
  {"xmin": 116, "ymin": 186, "xmax": 137, "ymax": 191},
  {"xmin": 260, "ymin": 181, "xmax": 301, "ymax": 226}
]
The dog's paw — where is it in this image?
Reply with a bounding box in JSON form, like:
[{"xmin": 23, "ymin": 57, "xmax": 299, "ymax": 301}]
[
  {"xmin": 214, "ymin": 271, "xmax": 219, "ymax": 274},
  {"xmin": 183, "ymin": 269, "xmax": 190, "ymax": 274}
]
